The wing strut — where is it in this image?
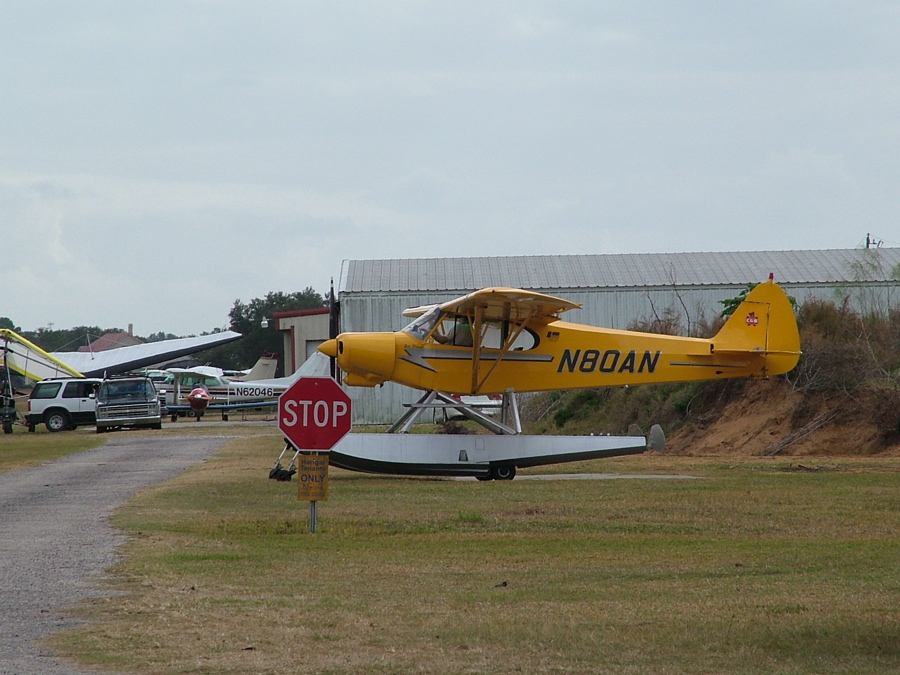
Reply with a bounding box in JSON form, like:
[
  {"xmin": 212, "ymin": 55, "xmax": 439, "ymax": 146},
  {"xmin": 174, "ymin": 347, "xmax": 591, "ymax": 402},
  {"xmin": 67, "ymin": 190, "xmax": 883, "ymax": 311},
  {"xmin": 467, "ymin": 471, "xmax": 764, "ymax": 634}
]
[
  {"xmin": 473, "ymin": 320, "xmax": 530, "ymax": 394},
  {"xmin": 470, "ymin": 304, "xmax": 484, "ymax": 394},
  {"xmin": 388, "ymin": 389, "xmax": 521, "ymax": 435},
  {"xmin": 468, "ymin": 303, "xmax": 540, "ymax": 395}
]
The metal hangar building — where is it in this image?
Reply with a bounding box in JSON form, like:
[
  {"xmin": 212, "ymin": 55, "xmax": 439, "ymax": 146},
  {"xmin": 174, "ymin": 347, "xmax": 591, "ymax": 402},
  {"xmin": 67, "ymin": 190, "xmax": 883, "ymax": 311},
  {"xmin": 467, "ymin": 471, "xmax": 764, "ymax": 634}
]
[{"xmin": 329, "ymin": 247, "xmax": 900, "ymax": 424}]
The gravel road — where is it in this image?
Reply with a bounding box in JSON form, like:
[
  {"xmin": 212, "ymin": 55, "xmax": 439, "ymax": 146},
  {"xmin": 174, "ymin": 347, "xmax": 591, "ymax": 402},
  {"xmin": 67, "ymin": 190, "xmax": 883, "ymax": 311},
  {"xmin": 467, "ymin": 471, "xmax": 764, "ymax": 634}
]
[{"xmin": 0, "ymin": 434, "xmax": 228, "ymax": 675}]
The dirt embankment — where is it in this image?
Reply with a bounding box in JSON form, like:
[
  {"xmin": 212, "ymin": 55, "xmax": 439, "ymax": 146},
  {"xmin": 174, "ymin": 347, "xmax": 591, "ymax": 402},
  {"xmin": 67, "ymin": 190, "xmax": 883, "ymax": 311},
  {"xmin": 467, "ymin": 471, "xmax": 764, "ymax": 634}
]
[{"xmin": 667, "ymin": 379, "xmax": 900, "ymax": 457}]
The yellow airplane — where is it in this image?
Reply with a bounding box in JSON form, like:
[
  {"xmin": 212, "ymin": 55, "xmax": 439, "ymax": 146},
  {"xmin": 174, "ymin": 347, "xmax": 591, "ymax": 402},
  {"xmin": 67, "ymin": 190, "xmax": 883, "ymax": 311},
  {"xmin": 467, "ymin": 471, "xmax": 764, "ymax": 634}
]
[
  {"xmin": 281, "ymin": 276, "xmax": 800, "ymax": 479},
  {"xmin": 319, "ymin": 275, "xmax": 800, "ymax": 397}
]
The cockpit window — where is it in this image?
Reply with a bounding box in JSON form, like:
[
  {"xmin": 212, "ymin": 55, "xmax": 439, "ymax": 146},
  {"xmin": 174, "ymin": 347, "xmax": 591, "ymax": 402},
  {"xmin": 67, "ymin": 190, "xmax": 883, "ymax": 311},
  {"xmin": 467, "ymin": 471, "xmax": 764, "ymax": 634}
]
[
  {"xmin": 402, "ymin": 307, "xmax": 444, "ymax": 340},
  {"xmin": 402, "ymin": 307, "xmax": 536, "ymax": 350},
  {"xmin": 403, "ymin": 307, "xmax": 478, "ymax": 346}
]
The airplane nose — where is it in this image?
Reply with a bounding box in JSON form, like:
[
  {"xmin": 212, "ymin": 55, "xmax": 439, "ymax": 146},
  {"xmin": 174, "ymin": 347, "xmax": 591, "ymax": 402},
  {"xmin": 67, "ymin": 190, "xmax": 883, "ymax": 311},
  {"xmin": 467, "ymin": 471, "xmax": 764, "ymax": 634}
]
[
  {"xmin": 324, "ymin": 333, "xmax": 395, "ymax": 386},
  {"xmin": 318, "ymin": 339, "xmax": 338, "ymax": 358}
]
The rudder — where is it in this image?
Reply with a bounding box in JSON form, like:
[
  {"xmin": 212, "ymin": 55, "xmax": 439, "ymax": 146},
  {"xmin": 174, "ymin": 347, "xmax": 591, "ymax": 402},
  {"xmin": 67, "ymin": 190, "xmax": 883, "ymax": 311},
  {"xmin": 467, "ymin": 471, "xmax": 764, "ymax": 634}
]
[{"xmin": 713, "ymin": 278, "xmax": 801, "ymax": 377}]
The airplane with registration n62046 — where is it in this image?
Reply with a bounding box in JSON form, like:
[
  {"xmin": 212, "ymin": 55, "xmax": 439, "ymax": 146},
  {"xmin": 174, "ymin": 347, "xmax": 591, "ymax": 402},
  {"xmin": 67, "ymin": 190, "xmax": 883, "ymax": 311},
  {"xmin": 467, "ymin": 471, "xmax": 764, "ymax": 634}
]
[
  {"xmin": 319, "ymin": 275, "xmax": 800, "ymax": 396},
  {"xmin": 163, "ymin": 351, "xmax": 332, "ymax": 420},
  {"xmin": 305, "ymin": 276, "xmax": 800, "ymax": 480}
]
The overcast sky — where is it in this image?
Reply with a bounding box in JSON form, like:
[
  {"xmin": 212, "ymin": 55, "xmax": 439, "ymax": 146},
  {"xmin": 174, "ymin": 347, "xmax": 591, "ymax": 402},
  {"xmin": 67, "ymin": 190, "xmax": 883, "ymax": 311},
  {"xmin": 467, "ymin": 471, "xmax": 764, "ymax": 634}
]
[{"xmin": 2, "ymin": 1, "xmax": 898, "ymax": 336}]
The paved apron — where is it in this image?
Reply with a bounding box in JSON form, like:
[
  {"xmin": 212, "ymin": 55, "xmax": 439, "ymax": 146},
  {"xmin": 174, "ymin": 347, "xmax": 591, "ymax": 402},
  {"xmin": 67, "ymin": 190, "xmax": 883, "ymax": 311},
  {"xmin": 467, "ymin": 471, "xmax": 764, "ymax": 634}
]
[{"xmin": 0, "ymin": 435, "xmax": 227, "ymax": 675}]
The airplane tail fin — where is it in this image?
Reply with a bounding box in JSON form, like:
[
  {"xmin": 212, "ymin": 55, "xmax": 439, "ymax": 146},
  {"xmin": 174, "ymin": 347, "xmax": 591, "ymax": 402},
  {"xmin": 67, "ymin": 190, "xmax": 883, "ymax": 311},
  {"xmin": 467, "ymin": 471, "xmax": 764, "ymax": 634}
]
[
  {"xmin": 238, "ymin": 353, "xmax": 279, "ymax": 381},
  {"xmin": 712, "ymin": 277, "xmax": 801, "ymax": 377}
]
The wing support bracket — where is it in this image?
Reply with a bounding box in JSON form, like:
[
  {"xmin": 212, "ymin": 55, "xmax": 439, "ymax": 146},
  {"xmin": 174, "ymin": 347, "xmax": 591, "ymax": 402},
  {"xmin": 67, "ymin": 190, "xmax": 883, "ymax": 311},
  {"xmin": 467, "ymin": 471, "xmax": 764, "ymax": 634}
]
[{"xmin": 389, "ymin": 389, "xmax": 522, "ymax": 435}]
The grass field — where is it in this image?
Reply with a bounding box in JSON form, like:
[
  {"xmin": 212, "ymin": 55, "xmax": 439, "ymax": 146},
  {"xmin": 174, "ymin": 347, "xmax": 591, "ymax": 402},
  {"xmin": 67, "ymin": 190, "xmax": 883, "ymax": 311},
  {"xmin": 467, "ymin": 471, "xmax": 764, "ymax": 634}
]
[
  {"xmin": 0, "ymin": 425, "xmax": 104, "ymax": 473},
  {"xmin": 31, "ymin": 429, "xmax": 898, "ymax": 675}
]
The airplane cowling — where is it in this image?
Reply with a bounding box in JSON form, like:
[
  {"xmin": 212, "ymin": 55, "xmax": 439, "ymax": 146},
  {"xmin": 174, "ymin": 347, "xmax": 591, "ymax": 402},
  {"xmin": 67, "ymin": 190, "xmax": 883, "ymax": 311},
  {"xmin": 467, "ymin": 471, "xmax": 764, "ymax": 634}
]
[
  {"xmin": 188, "ymin": 387, "xmax": 212, "ymax": 412},
  {"xmin": 318, "ymin": 339, "xmax": 338, "ymax": 357},
  {"xmin": 330, "ymin": 332, "xmax": 396, "ymax": 386}
]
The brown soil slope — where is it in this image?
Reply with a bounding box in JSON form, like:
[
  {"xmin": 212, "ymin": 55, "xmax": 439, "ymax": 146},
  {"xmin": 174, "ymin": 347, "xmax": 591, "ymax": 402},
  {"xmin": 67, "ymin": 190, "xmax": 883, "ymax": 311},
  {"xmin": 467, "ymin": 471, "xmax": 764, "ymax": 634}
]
[{"xmin": 667, "ymin": 379, "xmax": 900, "ymax": 457}]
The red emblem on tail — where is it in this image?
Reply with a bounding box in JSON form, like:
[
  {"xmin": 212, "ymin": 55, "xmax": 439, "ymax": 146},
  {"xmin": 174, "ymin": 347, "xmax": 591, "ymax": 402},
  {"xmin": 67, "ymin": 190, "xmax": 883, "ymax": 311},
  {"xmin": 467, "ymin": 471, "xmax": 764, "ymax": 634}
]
[{"xmin": 745, "ymin": 312, "xmax": 759, "ymax": 326}]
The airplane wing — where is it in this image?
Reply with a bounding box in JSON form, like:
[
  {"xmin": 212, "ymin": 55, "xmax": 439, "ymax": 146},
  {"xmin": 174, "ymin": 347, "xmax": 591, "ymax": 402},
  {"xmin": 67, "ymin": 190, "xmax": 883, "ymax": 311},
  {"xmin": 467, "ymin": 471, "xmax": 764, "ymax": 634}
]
[
  {"xmin": 1, "ymin": 329, "xmax": 84, "ymax": 381},
  {"xmin": 437, "ymin": 287, "xmax": 580, "ymax": 323},
  {"xmin": 51, "ymin": 331, "xmax": 243, "ymax": 378},
  {"xmin": 402, "ymin": 303, "xmax": 439, "ymax": 319},
  {"xmin": 166, "ymin": 365, "xmax": 225, "ymax": 378}
]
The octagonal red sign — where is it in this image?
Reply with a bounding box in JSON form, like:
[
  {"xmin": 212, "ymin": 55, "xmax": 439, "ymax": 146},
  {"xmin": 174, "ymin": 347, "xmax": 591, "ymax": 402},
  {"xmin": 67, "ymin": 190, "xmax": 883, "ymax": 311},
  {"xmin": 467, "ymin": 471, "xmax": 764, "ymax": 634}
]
[{"xmin": 278, "ymin": 377, "xmax": 352, "ymax": 450}]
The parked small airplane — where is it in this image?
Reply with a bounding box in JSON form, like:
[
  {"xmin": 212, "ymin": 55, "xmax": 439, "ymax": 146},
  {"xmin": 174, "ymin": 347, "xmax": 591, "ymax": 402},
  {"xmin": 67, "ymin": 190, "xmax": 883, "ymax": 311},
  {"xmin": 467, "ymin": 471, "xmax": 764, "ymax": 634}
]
[
  {"xmin": 160, "ymin": 352, "xmax": 278, "ymax": 407},
  {"xmin": 305, "ymin": 276, "xmax": 801, "ymax": 479},
  {"xmin": 320, "ymin": 276, "xmax": 800, "ymax": 396},
  {"xmin": 165, "ymin": 351, "xmax": 331, "ymax": 420}
]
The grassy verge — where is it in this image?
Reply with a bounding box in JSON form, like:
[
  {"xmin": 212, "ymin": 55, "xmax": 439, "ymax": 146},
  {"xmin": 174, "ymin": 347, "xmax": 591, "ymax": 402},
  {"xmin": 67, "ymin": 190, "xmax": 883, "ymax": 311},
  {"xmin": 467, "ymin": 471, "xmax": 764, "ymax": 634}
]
[
  {"xmin": 0, "ymin": 414, "xmax": 278, "ymax": 475},
  {"xmin": 0, "ymin": 425, "xmax": 104, "ymax": 474},
  {"xmin": 48, "ymin": 434, "xmax": 899, "ymax": 674}
]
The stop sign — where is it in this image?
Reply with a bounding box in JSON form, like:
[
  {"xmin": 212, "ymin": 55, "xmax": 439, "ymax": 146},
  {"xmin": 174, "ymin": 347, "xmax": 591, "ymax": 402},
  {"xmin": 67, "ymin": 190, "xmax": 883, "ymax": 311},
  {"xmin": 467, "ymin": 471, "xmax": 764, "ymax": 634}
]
[{"xmin": 278, "ymin": 377, "xmax": 352, "ymax": 450}]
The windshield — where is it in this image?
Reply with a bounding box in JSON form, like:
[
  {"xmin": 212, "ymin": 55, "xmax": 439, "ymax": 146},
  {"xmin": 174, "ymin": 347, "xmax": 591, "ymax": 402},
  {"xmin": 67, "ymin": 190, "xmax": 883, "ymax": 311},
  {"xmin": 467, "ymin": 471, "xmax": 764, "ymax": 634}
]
[
  {"xmin": 402, "ymin": 307, "xmax": 443, "ymax": 340},
  {"xmin": 176, "ymin": 374, "xmax": 223, "ymax": 388},
  {"xmin": 99, "ymin": 379, "xmax": 157, "ymax": 402},
  {"xmin": 403, "ymin": 308, "xmax": 482, "ymax": 347}
]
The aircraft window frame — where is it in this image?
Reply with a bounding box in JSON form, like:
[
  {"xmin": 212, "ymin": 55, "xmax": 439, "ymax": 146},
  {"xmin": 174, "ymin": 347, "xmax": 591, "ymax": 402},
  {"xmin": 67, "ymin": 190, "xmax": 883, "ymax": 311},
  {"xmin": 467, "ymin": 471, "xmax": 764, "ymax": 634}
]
[
  {"xmin": 480, "ymin": 319, "xmax": 506, "ymax": 350},
  {"xmin": 177, "ymin": 375, "xmax": 220, "ymax": 389},
  {"xmin": 403, "ymin": 309, "xmax": 477, "ymax": 347},
  {"xmin": 480, "ymin": 319, "xmax": 537, "ymax": 351},
  {"xmin": 446, "ymin": 315, "xmax": 474, "ymax": 346},
  {"xmin": 402, "ymin": 307, "xmax": 444, "ymax": 341},
  {"xmin": 402, "ymin": 310, "xmax": 536, "ymax": 350}
]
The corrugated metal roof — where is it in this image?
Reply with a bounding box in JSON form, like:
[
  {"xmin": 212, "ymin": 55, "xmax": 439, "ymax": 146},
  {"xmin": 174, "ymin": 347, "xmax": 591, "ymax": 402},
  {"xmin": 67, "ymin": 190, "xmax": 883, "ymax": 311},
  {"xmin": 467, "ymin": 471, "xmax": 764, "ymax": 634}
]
[{"xmin": 340, "ymin": 249, "xmax": 900, "ymax": 293}]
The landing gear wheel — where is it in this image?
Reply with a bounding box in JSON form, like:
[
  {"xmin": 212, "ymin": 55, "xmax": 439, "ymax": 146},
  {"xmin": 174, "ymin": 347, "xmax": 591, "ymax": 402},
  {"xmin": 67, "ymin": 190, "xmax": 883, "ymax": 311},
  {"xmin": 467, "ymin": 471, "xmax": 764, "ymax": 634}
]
[
  {"xmin": 3, "ymin": 421, "xmax": 12, "ymax": 434},
  {"xmin": 490, "ymin": 465, "xmax": 516, "ymax": 481},
  {"xmin": 45, "ymin": 411, "xmax": 70, "ymax": 432}
]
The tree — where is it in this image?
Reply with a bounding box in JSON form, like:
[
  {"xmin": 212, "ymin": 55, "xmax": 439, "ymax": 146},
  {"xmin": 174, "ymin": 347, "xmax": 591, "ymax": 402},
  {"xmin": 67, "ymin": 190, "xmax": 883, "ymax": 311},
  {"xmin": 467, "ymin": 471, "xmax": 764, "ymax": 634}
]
[
  {"xmin": 198, "ymin": 287, "xmax": 327, "ymax": 374},
  {"xmin": 719, "ymin": 284, "xmax": 758, "ymax": 317},
  {"xmin": 22, "ymin": 326, "xmax": 121, "ymax": 352},
  {"xmin": 145, "ymin": 331, "xmax": 180, "ymax": 343}
]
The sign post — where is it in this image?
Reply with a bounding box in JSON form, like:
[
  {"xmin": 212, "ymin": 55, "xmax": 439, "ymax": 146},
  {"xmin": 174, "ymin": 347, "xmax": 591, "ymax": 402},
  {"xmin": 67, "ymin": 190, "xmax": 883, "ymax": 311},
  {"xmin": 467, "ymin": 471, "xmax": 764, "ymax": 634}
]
[{"xmin": 278, "ymin": 377, "xmax": 352, "ymax": 533}]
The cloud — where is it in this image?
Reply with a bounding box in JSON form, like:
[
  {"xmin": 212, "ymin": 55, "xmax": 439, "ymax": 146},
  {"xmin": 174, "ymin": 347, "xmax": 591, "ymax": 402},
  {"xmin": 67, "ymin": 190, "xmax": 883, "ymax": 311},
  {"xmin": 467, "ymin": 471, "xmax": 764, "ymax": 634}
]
[{"xmin": 1, "ymin": 2, "xmax": 899, "ymax": 334}]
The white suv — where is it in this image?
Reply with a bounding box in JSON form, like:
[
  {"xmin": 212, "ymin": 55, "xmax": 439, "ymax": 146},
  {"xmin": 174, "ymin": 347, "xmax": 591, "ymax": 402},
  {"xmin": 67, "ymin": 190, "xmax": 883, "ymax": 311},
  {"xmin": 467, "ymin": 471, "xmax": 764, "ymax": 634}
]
[{"xmin": 26, "ymin": 378, "xmax": 102, "ymax": 432}]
